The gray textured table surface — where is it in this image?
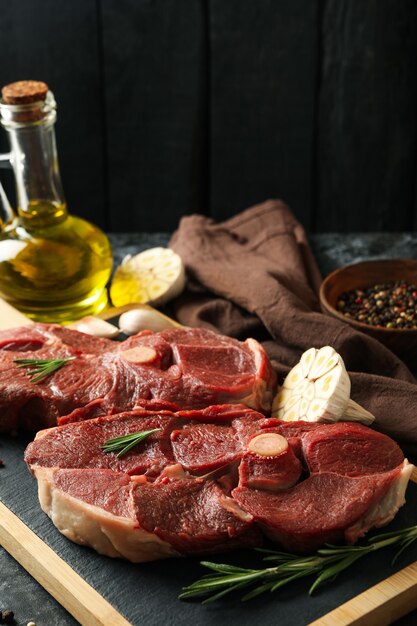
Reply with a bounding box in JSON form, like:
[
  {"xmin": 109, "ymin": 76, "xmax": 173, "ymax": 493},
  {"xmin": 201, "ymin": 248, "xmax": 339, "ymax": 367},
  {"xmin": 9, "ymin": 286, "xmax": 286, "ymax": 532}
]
[{"xmin": 1, "ymin": 232, "xmax": 417, "ymax": 626}]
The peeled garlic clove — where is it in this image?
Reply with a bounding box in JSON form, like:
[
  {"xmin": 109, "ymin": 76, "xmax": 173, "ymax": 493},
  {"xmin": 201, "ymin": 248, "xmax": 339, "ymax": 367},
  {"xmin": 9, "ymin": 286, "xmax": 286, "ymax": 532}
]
[
  {"xmin": 69, "ymin": 316, "xmax": 120, "ymax": 339},
  {"xmin": 272, "ymin": 346, "xmax": 375, "ymax": 425},
  {"xmin": 119, "ymin": 307, "xmax": 181, "ymax": 335}
]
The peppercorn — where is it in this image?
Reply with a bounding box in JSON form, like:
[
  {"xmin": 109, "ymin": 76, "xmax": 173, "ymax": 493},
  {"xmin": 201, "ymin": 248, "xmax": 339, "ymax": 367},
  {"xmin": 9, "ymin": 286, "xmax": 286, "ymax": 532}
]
[
  {"xmin": 336, "ymin": 280, "xmax": 417, "ymax": 329},
  {"xmin": 0, "ymin": 609, "xmax": 15, "ymax": 624}
]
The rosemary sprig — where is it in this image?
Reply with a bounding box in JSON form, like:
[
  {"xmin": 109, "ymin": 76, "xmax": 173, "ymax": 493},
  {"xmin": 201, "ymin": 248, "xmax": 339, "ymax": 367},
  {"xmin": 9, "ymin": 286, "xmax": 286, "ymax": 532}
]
[
  {"xmin": 14, "ymin": 357, "xmax": 76, "ymax": 383},
  {"xmin": 179, "ymin": 524, "xmax": 417, "ymax": 603},
  {"xmin": 100, "ymin": 429, "xmax": 161, "ymax": 458}
]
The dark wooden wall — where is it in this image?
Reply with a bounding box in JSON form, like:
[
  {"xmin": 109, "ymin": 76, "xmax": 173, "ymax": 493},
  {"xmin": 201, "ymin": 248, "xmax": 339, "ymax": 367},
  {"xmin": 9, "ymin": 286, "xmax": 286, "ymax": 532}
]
[{"xmin": 1, "ymin": 0, "xmax": 416, "ymax": 233}]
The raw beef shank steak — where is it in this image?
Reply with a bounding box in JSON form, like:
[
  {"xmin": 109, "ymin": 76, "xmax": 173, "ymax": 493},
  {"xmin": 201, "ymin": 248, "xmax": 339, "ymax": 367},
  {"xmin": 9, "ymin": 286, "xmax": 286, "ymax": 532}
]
[
  {"xmin": 25, "ymin": 407, "xmax": 413, "ymax": 561},
  {"xmin": 0, "ymin": 323, "xmax": 275, "ymax": 432}
]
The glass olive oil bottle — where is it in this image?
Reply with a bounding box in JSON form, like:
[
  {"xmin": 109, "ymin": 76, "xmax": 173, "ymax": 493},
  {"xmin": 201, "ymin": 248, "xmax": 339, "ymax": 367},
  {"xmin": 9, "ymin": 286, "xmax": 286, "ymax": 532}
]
[{"xmin": 0, "ymin": 81, "xmax": 112, "ymax": 323}]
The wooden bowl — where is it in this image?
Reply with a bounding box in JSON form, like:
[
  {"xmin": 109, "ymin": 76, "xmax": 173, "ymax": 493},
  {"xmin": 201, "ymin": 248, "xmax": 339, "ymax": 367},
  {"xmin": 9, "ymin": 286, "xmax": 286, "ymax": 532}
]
[{"xmin": 319, "ymin": 259, "xmax": 417, "ymax": 362}]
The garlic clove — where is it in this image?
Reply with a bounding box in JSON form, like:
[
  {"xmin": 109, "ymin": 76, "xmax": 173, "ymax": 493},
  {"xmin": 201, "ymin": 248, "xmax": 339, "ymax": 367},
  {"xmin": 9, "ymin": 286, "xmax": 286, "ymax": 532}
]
[
  {"xmin": 306, "ymin": 398, "xmax": 328, "ymax": 421},
  {"xmin": 282, "ymin": 362, "xmax": 304, "ymax": 389},
  {"xmin": 282, "ymin": 397, "xmax": 302, "ymax": 422},
  {"xmin": 119, "ymin": 307, "xmax": 181, "ymax": 336},
  {"xmin": 300, "ymin": 347, "xmax": 316, "ymax": 378},
  {"xmin": 273, "ymin": 386, "xmax": 293, "ymax": 410},
  {"xmin": 308, "ymin": 345, "xmax": 340, "ymax": 380},
  {"xmin": 68, "ymin": 316, "xmax": 120, "ymax": 339}
]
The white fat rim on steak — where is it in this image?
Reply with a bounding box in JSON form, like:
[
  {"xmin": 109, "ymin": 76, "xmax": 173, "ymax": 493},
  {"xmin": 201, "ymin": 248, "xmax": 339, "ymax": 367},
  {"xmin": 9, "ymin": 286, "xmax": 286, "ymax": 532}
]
[
  {"xmin": 34, "ymin": 466, "xmax": 179, "ymax": 563},
  {"xmin": 345, "ymin": 460, "xmax": 414, "ymax": 543}
]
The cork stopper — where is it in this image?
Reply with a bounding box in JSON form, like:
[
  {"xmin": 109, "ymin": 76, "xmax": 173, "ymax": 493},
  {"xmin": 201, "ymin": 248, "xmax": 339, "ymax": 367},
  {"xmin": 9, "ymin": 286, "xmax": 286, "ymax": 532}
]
[{"xmin": 2, "ymin": 80, "xmax": 48, "ymax": 104}]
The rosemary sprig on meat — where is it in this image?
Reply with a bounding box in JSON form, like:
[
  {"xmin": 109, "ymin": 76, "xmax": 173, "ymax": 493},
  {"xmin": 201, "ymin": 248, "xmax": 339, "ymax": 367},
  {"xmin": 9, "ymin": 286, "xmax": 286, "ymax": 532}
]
[
  {"xmin": 179, "ymin": 525, "xmax": 417, "ymax": 603},
  {"xmin": 14, "ymin": 357, "xmax": 76, "ymax": 383},
  {"xmin": 100, "ymin": 429, "xmax": 161, "ymax": 458}
]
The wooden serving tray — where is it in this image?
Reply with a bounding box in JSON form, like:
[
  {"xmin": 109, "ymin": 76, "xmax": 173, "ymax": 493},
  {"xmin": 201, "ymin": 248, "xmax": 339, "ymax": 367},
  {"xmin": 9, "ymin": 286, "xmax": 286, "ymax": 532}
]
[
  {"xmin": 0, "ymin": 297, "xmax": 33, "ymax": 329},
  {"xmin": 1, "ymin": 298, "xmax": 417, "ymax": 625},
  {"xmin": 0, "ymin": 298, "xmax": 184, "ymax": 331}
]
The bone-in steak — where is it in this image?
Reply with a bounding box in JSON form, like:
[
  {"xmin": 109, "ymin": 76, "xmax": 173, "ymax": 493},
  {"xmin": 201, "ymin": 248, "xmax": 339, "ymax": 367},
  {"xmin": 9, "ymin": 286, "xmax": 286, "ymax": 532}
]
[
  {"xmin": 0, "ymin": 324, "xmax": 275, "ymax": 432},
  {"xmin": 25, "ymin": 407, "xmax": 413, "ymax": 560}
]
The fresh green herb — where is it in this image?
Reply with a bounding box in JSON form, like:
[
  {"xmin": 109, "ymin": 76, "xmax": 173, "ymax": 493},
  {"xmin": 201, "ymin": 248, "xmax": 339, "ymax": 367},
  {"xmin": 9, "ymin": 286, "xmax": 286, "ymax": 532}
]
[
  {"xmin": 14, "ymin": 357, "xmax": 76, "ymax": 383},
  {"xmin": 179, "ymin": 525, "xmax": 417, "ymax": 603},
  {"xmin": 100, "ymin": 429, "xmax": 161, "ymax": 458}
]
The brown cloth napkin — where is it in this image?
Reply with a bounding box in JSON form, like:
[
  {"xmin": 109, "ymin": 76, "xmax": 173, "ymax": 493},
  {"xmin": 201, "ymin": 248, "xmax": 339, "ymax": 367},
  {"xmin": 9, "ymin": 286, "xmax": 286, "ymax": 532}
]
[{"xmin": 170, "ymin": 199, "xmax": 417, "ymax": 461}]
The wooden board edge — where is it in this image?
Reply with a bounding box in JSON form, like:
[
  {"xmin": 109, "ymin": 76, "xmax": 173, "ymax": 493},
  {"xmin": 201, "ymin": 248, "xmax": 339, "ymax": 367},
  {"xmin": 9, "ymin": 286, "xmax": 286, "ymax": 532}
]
[
  {"xmin": 0, "ymin": 501, "xmax": 132, "ymax": 626},
  {"xmin": 0, "ymin": 298, "xmax": 33, "ymax": 329},
  {"xmin": 65, "ymin": 302, "xmax": 185, "ymax": 332},
  {"xmin": 308, "ymin": 561, "xmax": 417, "ymax": 626},
  {"xmin": 0, "ymin": 298, "xmax": 184, "ymax": 332}
]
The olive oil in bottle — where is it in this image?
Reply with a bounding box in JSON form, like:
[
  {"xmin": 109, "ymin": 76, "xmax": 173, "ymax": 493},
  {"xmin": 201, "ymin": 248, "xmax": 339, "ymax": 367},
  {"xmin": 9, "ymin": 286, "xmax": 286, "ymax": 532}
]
[{"xmin": 0, "ymin": 81, "xmax": 112, "ymax": 323}]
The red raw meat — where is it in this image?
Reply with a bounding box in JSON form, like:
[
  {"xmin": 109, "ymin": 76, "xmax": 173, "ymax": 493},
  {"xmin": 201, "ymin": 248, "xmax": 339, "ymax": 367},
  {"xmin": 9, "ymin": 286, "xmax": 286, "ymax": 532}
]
[
  {"xmin": 25, "ymin": 409, "xmax": 413, "ymax": 560},
  {"xmin": 232, "ymin": 470, "xmax": 402, "ymax": 552},
  {"xmin": 0, "ymin": 324, "xmax": 275, "ymax": 432}
]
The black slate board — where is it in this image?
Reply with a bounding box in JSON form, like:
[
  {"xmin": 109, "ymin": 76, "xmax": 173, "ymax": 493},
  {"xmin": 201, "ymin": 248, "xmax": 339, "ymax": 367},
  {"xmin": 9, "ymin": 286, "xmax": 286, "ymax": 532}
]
[{"xmin": 1, "ymin": 434, "xmax": 417, "ymax": 626}]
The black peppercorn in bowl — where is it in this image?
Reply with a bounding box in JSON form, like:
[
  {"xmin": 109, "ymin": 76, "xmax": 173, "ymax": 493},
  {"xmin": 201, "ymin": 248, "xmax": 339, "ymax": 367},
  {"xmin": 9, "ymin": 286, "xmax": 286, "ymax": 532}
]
[{"xmin": 319, "ymin": 259, "xmax": 417, "ymax": 362}]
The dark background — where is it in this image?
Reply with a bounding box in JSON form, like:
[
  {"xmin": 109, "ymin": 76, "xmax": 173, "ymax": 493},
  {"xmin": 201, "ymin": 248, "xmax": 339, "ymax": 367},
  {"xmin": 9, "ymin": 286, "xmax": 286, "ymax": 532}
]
[{"xmin": 0, "ymin": 0, "xmax": 416, "ymax": 233}]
